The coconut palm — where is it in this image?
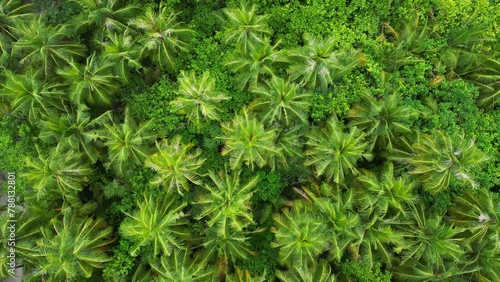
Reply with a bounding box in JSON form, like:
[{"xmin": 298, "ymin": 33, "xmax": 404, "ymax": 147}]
[
  {"xmin": 391, "ymin": 131, "xmax": 488, "ymax": 194},
  {"xmin": 149, "ymin": 249, "xmax": 215, "ymax": 282},
  {"xmin": 221, "ymin": 108, "xmax": 282, "ymax": 170},
  {"xmin": 347, "ymin": 93, "xmax": 417, "ymax": 151},
  {"xmin": 22, "ymin": 143, "xmax": 92, "ymax": 202},
  {"xmin": 170, "ymin": 71, "xmax": 230, "ymax": 130},
  {"xmin": 38, "ymin": 105, "xmax": 101, "ymax": 163},
  {"xmin": 357, "ymin": 163, "xmax": 417, "ymax": 216},
  {"xmin": 381, "ymin": 19, "xmax": 435, "ymax": 72},
  {"xmin": 12, "ymin": 16, "xmax": 85, "ymax": 77},
  {"xmin": 145, "ymin": 135, "xmax": 206, "ymax": 195},
  {"xmin": 0, "ymin": 68, "xmax": 66, "ymax": 124},
  {"xmin": 102, "ymin": 31, "xmax": 143, "ymax": 83},
  {"xmin": 202, "ymin": 228, "xmax": 254, "ymax": 278},
  {"xmin": 311, "ymin": 186, "xmax": 359, "ymax": 262},
  {"xmin": 225, "ymin": 40, "xmax": 285, "ymax": 90},
  {"xmin": 128, "ymin": 4, "xmax": 194, "ymax": 71},
  {"xmin": 99, "ymin": 110, "xmax": 156, "ymax": 176},
  {"xmin": 271, "ymin": 202, "xmax": 329, "ymax": 266},
  {"xmin": 0, "ymin": 0, "xmax": 33, "ymax": 66},
  {"xmin": 396, "ymin": 204, "xmax": 465, "ymax": 268},
  {"xmin": 249, "ymin": 76, "xmax": 311, "ymax": 126},
  {"xmin": 120, "ymin": 193, "xmax": 188, "ymax": 257},
  {"xmin": 391, "ymin": 261, "xmax": 479, "ymax": 282},
  {"xmin": 57, "ymin": 53, "xmax": 119, "ymax": 106},
  {"xmin": 223, "ymin": 3, "xmax": 272, "ymax": 55},
  {"xmin": 286, "ymin": 33, "xmax": 359, "ymax": 90},
  {"xmin": 447, "ymin": 54, "xmax": 500, "ymax": 110},
  {"xmin": 304, "ymin": 117, "xmax": 373, "ymax": 184},
  {"xmin": 0, "ymin": 206, "xmax": 48, "ymax": 279},
  {"xmin": 31, "ymin": 212, "xmax": 114, "ymax": 281},
  {"xmin": 196, "ymin": 168, "xmax": 259, "ymax": 237},
  {"xmin": 448, "ymin": 189, "xmax": 500, "ymax": 281},
  {"xmin": 276, "ymin": 261, "xmax": 336, "ymax": 282},
  {"xmin": 72, "ymin": 0, "xmax": 142, "ymax": 43}
]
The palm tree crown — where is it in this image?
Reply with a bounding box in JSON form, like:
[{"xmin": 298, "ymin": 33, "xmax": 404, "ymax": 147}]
[
  {"xmin": 120, "ymin": 193, "xmax": 188, "ymax": 257},
  {"xmin": 249, "ymin": 76, "xmax": 311, "ymax": 126},
  {"xmin": 223, "ymin": 3, "xmax": 272, "ymax": 55},
  {"xmin": 128, "ymin": 5, "xmax": 194, "ymax": 71},
  {"xmin": 304, "ymin": 117, "xmax": 373, "ymax": 183},
  {"xmin": 287, "ymin": 33, "xmax": 359, "ymax": 90},
  {"xmin": 170, "ymin": 71, "xmax": 230, "ymax": 130},
  {"xmin": 145, "ymin": 135, "xmax": 206, "ymax": 195},
  {"xmin": 221, "ymin": 108, "xmax": 282, "ymax": 170}
]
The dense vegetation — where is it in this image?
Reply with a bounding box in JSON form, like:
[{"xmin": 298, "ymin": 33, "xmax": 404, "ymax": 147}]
[{"xmin": 0, "ymin": 0, "xmax": 499, "ymax": 281}]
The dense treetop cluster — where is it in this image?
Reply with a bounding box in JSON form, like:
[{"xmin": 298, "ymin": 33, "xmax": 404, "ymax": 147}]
[{"xmin": 0, "ymin": 0, "xmax": 499, "ymax": 281}]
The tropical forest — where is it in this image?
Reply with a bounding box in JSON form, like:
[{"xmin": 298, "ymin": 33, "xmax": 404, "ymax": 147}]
[{"xmin": 0, "ymin": 0, "xmax": 499, "ymax": 281}]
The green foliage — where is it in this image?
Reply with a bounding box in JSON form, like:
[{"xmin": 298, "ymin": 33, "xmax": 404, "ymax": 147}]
[
  {"xmin": 126, "ymin": 75, "xmax": 185, "ymax": 134},
  {"xmin": 341, "ymin": 260, "xmax": 392, "ymax": 282},
  {"xmin": 253, "ymin": 170, "xmax": 285, "ymax": 202},
  {"xmin": 0, "ymin": 115, "xmax": 37, "ymax": 195},
  {"xmin": 35, "ymin": 0, "xmax": 80, "ymax": 25},
  {"xmin": 103, "ymin": 239, "xmax": 137, "ymax": 279},
  {"xmin": 2, "ymin": 0, "xmax": 500, "ymax": 280}
]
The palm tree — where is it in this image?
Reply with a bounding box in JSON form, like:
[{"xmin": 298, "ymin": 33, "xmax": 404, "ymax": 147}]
[
  {"xmin": 347, "ymin": 93, "xmax": 417, "ymax": 151},
  {"xmin": 381, "ymin": 19, "xmax": 434, "ymax": 72},
  {"xmin": 357, "ymin": 163, "xmax": 417, "ymax": 216},
  {"xmin": 391, "ymin": 261, "xmax": 478, "ymax": 282},
  {"xmin": 102, "ymin": 31, "xmax": 142, "ymax": 83},
  {"xmin": 276, "ymin": 261, "xmax": 336, "ymax": 282},
  {"xmin": 149, "ymin": 249, "xmax": 215, "ymax": 281},
  {"xmin": 38, "ymin": 105, "xmax": 101, "ymax": 163},
  {"xmin": 201, "ymin": 228, "xmax": 255, "ymax": 279},
  {"xmin": 304, "ymin": 117, "xmax": 373, "ymax": 184},
  {"xmin": 223, "ymin": 3, "xmax": 272, "ymax": 55},
  {"xmin": 22, "ymin": 143, "xmax": 92, "ymax": 203},
  {"xmin": 271, "ymin": 202, "xmax": 329, "ymax": 266},
  {"xmin": 0, "ymin": 206, "xmax": 48, "ymax": 279},
  {"xmin": 120, "ymin": 193, "xmax": 188, "ymax": 257},
  {"xmin": 170, "ymin": 71, "xmax": 230, "ymax": 130},
  {"xmin": 391, "ymin": 131, "xmax": 488, "ymax": 194},
  {"xmin": 12, "ymin": 16, "xmax": 85, "ymax": 77},
  {"xmin": 128, "ymin": 4, "xmax": 194, "ymax": 71},
  {"xmin": 0, "ymin": 0, "xmax": 34, "ymax": 66},
  {"xmin": 448, "ymin": 189, "xmax": 500, "ymax": 281},
  {"xmin": 32, "ymin": 212, "xmax": 114, "ymax": 281},
  {"xmin": 350, "ymin": 206, "xmax": 405, "ymax": 269},
  {"xmin": 145, "ymin": 135, "xmax": 206, "ymax": 195},
  {"xmin": 57, "ymin": 53, "xmax": 119, "ymax": 106},
  {"xmin": 286, "ymin": 33, "xmax": 359, "ymax": 90},
  {"xmin": 196, "ymin": 168, "xmax": 259, "ymax": 237},
  {"xmin": 396, "ymin": 204, "xmax": 465, "ymax": 268},
  {"xmin": 221, "ymin": 108, "xmax": 282, "ymax": 170},
  {"xmin": 0, "ymin": 68, "xmax": 66, "ymax": 124},
  {"xmin": 225, "ymin": 40, "xmax": 285, "ymax": 90},
  {"xmin": 249, "ymin": 76, "xmax": 311, "ymax": 126},
  {"xmin": 311, "ymin": 186, "xmax": 359, "ymax": 262},
  {"xmin": 99, "ymin": 110, "xmax": 156, "ymax": 176},
  {"xmin": 71, "ymin": 0, "xmax": 142, "ymax": 43}
]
